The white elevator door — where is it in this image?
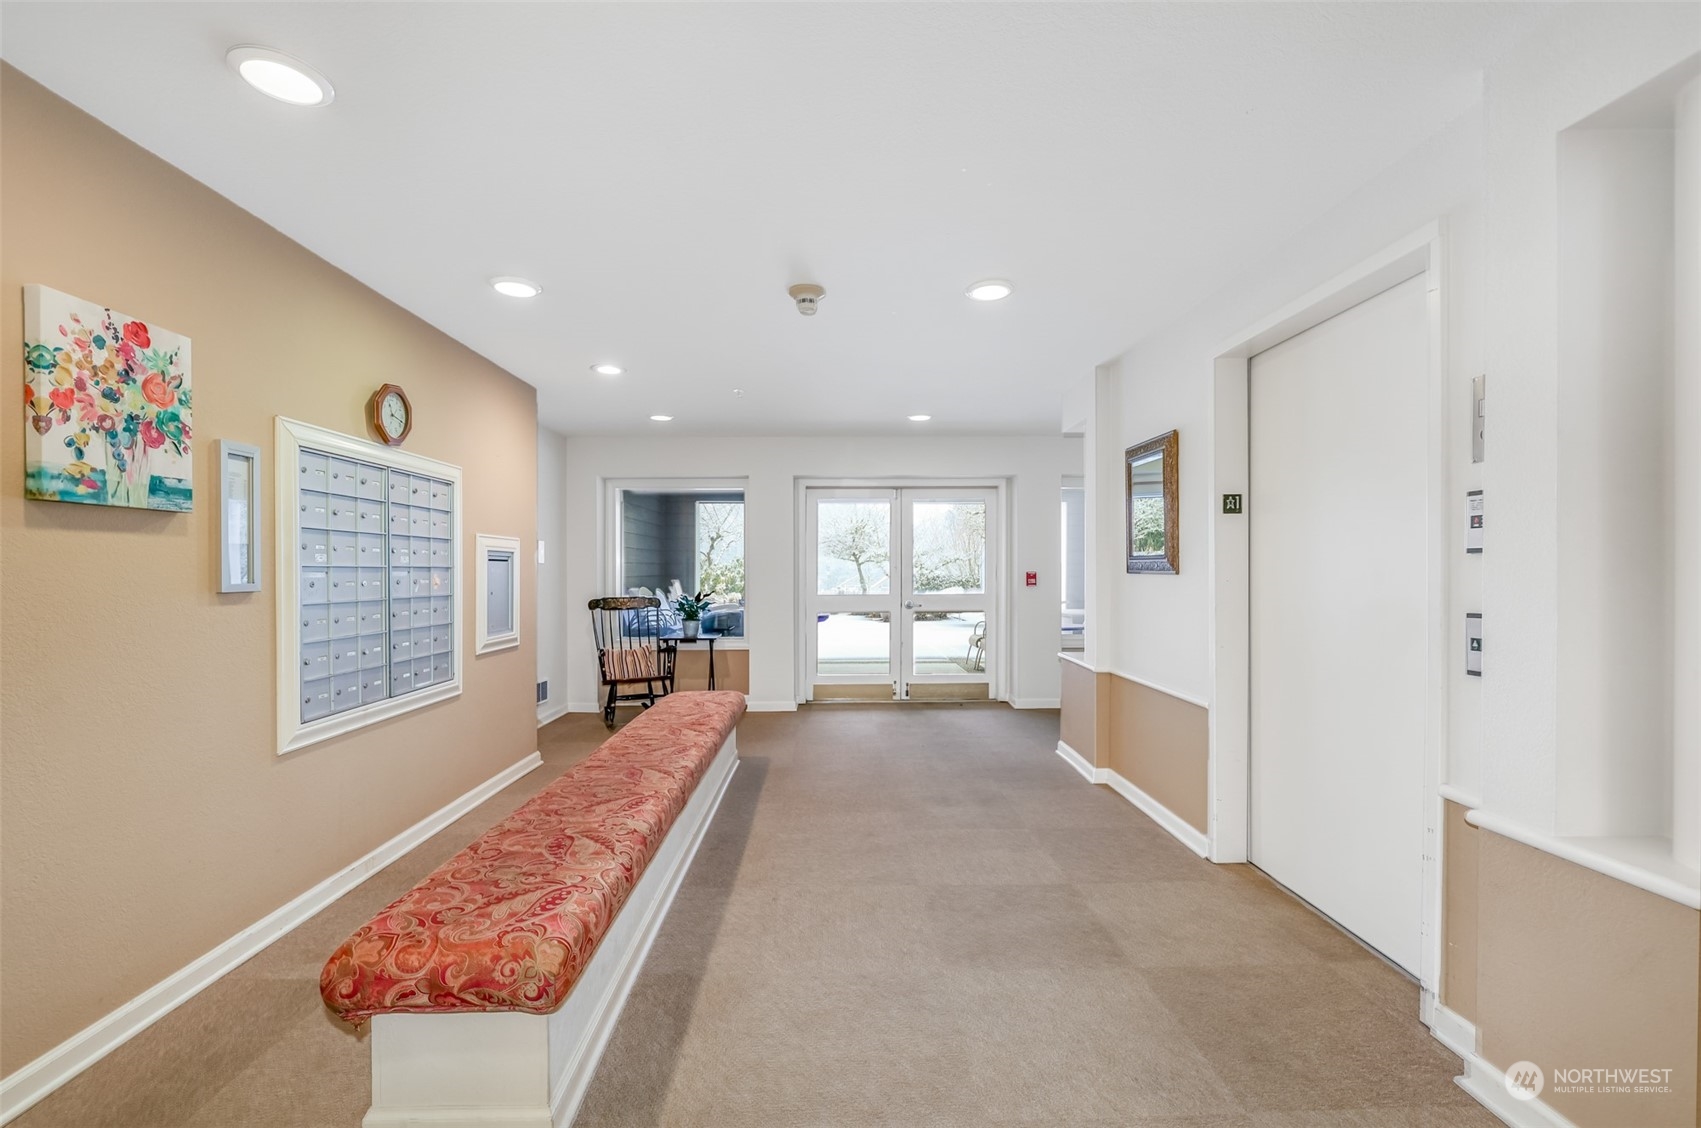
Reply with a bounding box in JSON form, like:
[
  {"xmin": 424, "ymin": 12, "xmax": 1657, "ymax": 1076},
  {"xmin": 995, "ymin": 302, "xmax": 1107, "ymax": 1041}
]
[{"xmin": 1249, "ymin": 273, "xmax": 1429, "ymax": 974}]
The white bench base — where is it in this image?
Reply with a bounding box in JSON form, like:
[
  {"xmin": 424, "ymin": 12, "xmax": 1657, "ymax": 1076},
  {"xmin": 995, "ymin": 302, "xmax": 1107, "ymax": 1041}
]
[{"xmin": 362, "ymin": 731, "xmax": 740, "ymax": 1128}]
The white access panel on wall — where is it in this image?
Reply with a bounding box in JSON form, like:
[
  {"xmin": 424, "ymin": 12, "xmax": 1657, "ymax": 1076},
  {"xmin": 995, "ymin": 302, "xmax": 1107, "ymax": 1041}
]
[{"xmin": 1248, "ymin": 273, "xmax": 1430, "ymax": 974}]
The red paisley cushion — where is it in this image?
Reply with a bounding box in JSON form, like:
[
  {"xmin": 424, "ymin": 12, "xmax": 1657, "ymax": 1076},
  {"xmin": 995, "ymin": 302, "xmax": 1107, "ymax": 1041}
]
[{"xmin": 319, "ymin": 690, "xmax": 745, "ymax": 1023}]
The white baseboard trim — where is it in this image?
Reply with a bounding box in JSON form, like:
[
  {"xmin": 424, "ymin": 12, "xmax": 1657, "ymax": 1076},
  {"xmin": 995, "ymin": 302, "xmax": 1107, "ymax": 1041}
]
[
  {"xmin": 536, "ymin": 701, "xmax": 570, "ymax": 728},
  {"xmin": 0, "ymin": 750, "xmax": 544, "ymax": 1126},
  {"xmin": 1101, "ymin": 769, "xmax": 1211, "ymax": 858},
  {"xmin": 1054, "ymin": 740, "xmax": 1098, "ymax": 784},
  {"xmin": 1425, "ymin": 994, "xmax": 1478, "ymax": 1060},
  {"xmin": 1011, "ymin": 697, "xmax": 1061, "ymax": 710},
  {"xmin": 570, "ymin": 698, "xmax": 795, "ymax": 715},
  {"xmin": 1053, "ymin": 741, "xmax": 1211, "ymax": 859},
  {"xmin": 1456, "ymin": 1051, "xmax": 1579, "ymax": 1128}
]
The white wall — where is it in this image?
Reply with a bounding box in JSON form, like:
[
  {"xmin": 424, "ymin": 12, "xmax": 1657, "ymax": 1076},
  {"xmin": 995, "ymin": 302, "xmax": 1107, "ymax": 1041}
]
[
  {"xmin": 1676, "ymin": 74, "xmax": 1701, "ymax": 870},
  {"xmin": 537, "ymin": 425, "xmax": 569, "ymax": 724},
  {"xmin": 1090, "ymin": 108, "xmax": 1486, "ymax": 788},
  {"xmin": 1081, "ymin": 6, "xmax": 1700, "ymax": 837},
  {"xmin": 1085, "ymin": 369, "xmax": 1122, "ymax": 675},
  {"xmin": 546, "ymin": 434, "xmax": 1081, "ymax": 712},
  {"xmin": 1555, "ymin": 127, "xmax": 1675, "ymax": 839},
  {"xmin": 1476, "ymin": 17, "xmax": 1696, "ymax": 833}
]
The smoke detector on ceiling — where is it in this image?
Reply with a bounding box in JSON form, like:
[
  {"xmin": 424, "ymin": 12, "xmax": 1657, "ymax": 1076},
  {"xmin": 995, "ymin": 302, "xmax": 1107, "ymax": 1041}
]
[{"xmin": 788, "ymin": 283, "xmax": 825, "ymax": 316}]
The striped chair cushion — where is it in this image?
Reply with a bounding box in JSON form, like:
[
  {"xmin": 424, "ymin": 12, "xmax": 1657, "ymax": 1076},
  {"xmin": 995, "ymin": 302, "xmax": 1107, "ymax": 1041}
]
[{"xmin": 604, "ymin": 647, "xmax": 657, "ymax": 681}]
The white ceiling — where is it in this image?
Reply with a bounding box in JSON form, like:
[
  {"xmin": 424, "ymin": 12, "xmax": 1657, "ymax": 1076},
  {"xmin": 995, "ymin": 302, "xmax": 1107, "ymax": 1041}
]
[{"xmin": 1, "ymin": 3, "xmax": 1557, "ymax": 436}]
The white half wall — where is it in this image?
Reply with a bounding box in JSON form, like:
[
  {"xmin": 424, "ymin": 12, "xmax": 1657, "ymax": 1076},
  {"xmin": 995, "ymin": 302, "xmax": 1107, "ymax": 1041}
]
[
  {"xmin": 546, "ymin": 434, "xmax": 1081, "ymax": 711},
  {"xmin": 537, "ymin": 426, "xmax": 570, "ymax": 724}
]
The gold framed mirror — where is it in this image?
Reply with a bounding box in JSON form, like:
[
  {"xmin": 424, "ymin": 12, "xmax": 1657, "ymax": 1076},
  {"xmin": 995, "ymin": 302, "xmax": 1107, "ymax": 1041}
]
[{"xmin": 1126, "ymin": 430, "xmax": 1179, "ymax": 574}]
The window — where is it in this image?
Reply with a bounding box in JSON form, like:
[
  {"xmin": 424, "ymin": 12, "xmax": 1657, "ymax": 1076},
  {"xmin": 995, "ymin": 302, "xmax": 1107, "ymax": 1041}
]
[
  {"xmin": 613, "ymin": 484, "xmax": 745, "ymax": 637},
  {"xmin": 695, "ymin": 500, "xmax": 745, "ymax": 602},
  {"xmin": 277, "ymin": 417, "xmax": 461, "ymax": 754},
  {"xmin": 1061, "ymin": 480, "xmax": 1085, "ymax": 649}
]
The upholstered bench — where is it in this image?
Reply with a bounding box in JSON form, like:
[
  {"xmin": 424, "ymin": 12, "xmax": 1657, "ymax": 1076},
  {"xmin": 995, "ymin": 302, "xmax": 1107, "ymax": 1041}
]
[{"xmin": 321, "ymin": 690, "xmax": 745, "ymax": 1128}]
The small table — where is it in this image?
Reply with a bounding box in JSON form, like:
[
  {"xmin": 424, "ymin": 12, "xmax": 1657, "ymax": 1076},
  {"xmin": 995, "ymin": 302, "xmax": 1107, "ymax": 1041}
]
[{"xmin": 661, "ymin": 631, "xmax": 728, "ymax": 690}]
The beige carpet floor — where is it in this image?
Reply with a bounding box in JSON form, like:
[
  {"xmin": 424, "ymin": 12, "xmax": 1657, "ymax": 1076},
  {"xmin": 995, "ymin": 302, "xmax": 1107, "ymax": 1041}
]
[{"xmin": 13, "ymin": 704, "xmax": 1495, "ymax": 1128}]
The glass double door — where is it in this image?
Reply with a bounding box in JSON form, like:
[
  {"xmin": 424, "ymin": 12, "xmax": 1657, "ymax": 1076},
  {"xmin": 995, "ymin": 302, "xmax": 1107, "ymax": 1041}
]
[{"xmin": 805, "ymin": 487, "xmax": 996, "ymax": 702}]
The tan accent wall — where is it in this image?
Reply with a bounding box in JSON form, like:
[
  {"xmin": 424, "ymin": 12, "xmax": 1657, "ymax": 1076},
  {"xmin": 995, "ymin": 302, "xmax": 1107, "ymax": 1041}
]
[
  {"xmin": 811, "ymin": 683, "xmax": 896, "ymax": 702},
  {"xmin": 1441, "ymin": 801, "xmax": 1479, "ymax": 1022},
  {"xmin": 672, "ymin": 648, "xmax": 751, "ymax": 694},
  {"xmin": 1095, "ymin": 671, "xmax": 1112, "ymax": 771},
  {"xmin": 1477, "ymin": 829, "xmax": 1700, "ymax": 1126},
  {"xmin": 1105, "ymin": 674, "xmax": 1208, "ymax": 833},
  {"xmin": 906, "ymin": 682, "xmax": 990, "ymax": 702},
  {"xmin": 1058, "ymin": 657, "xmax": 1096, "ymax": 763},
  {"xmin": 0, "ymin": 68, "xmax": 539, "ymax": 1074}
]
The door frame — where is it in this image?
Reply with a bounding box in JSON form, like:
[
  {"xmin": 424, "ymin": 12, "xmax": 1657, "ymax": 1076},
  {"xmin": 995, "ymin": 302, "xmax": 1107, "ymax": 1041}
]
[
  {"xmin": 1207, "ymin": 224, "xmax": 1448, "ymax": 1005},
  {"xmin": 794, "ymin": 477, "xmax": 1010, "ymax": 704}
]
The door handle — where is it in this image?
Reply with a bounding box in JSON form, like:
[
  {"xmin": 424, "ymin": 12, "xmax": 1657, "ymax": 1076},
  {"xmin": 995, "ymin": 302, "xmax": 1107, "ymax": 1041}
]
[{"xmin": 904, "ymin": 601, "xmax": 917, "ymax": 610}]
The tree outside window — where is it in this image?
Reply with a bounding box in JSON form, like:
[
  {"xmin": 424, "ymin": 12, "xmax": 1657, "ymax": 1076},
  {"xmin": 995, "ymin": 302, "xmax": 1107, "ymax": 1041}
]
[
  {"xmin": 817, "ymin": 502, "xmax": 891, "ymax": 594},
  {"xmin": 911, "ymin": 501, "xmax": 985, "ymax": 594},
  {"xmin": 696, "ymin": 501, "xmax": 744, "ymax": 599}
]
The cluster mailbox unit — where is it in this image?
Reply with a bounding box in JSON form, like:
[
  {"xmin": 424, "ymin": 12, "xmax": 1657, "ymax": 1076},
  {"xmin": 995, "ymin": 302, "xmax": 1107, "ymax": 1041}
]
[{"xmin": 278, "ymin": 417, "xmax": 462, "ymax": 755}]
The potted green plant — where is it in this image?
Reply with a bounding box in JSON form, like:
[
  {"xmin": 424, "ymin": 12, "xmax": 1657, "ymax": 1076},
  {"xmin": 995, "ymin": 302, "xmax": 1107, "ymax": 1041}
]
[{"xmin": 674, "ymin": 590, "xmax": 715, "ymax": 640}]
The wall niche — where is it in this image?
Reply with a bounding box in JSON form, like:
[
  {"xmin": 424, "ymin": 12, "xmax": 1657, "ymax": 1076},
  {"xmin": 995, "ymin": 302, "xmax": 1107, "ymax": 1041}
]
[{"xmin": 1554, "ymin": 56, "xmax": 1699, "ymax": 874}]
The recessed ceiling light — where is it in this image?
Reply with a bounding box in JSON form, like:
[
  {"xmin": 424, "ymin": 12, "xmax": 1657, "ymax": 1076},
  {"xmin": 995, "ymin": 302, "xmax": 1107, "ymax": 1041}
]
[
  {"xmin": 650, "ymin": 415, "xmax": 673, "ymax": 422},
  {"xmin": 590, "ymin": 363, "xmax": 624, "ymax": 377},
  {"xmin": 908, "ymin": 414, "xmax": 932, "ymax": 422},
  {"xmin": 965, "ymin": 279, "xmax": 1013, "ymax": 302},
  {"xmin": 491, "ymin": 277, "xmax": 542, "ymax": 298},
  {"xmin": 226, "ymin": 46, "xmax": 334, "ymax": 107}
]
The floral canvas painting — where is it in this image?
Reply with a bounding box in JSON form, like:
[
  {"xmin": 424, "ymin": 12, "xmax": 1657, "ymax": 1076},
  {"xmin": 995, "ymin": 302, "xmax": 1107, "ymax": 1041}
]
[{"xmin": 23, "ymin": 285, "xmax": 192, "ymax": 510}]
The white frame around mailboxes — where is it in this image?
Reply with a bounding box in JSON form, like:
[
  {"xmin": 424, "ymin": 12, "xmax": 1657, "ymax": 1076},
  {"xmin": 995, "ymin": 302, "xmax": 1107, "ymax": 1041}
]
[
  {"xmin": 475, "ymin": 533, "xmax": 521, "ymax": 656},
  {"xmin": 274, "ymin": 416, "xmax": 464, "ymax": 755}
]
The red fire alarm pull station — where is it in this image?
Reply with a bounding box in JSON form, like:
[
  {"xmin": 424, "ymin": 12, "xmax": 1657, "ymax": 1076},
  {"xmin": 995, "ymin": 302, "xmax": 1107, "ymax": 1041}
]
[{"xmin": 1025, "ymin": 571, "xmax": 1037, "ymax": 587}]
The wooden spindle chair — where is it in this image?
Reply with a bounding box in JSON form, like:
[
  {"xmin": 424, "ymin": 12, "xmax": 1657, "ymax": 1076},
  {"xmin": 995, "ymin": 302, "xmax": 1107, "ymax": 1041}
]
[{"xmin": 587, "ymin": 596, "xmax": 676, "ymax": 727}]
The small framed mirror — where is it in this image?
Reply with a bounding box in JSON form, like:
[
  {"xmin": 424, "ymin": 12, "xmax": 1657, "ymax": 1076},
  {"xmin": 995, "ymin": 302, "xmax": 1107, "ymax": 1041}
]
[
  {"xmin": 218, "ymin": 439, "xmax": 262, "ymax": 593},
  {"xmin": 1126, "ymin": 430, "xmax": 1179, "ymax": 574}
]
